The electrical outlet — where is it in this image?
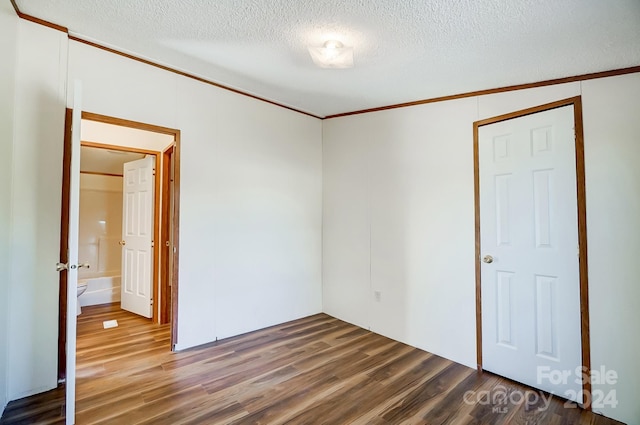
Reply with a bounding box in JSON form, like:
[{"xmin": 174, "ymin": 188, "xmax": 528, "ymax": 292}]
[{"xmin": 374, "ymin": 290, "xmax": 381, "ymax": 302}]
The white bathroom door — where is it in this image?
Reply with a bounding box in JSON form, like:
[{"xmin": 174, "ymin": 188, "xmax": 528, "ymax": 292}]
[
  {"xmin": 121, "ymin": 155, "xmax": 155, "ymax": 318},
  {"xmin": 479, "ymin": 105, "xmax": 582, "ymax": 401},
  {"xmin": 65, "ymin": 80, "xmax": 83, "ymax": 425}
]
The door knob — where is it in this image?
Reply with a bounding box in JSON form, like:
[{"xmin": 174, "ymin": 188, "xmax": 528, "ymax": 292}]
[
  {"xmin": 59, "ymin": 262, "xmax": 91, "ymax": 271},
  {"xmin": 482, "ymin": 255, "xmax": 494, "ymax": 264},
  {"xmin": 119, "ymin": 240, "xmax": 126, "ymax": 246}
]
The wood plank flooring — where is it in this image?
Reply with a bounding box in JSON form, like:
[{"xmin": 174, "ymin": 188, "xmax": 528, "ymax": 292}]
[{"xmin": 1, "ymin": 303, "xmax": 625, "ymax": 424}]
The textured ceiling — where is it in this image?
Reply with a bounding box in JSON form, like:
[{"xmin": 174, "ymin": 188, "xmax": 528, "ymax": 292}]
[{"xmin": 15, "ymin": 0, "xmax": 640, "ymax": 117}]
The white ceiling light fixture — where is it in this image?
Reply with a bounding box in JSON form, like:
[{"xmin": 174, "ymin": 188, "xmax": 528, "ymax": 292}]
[{"xmin": 308, "ymin": 40, "xmax": 354, "ymax": 69}]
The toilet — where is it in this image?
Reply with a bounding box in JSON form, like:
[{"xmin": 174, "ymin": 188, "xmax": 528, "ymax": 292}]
[{"xmin": 77, "ymin": 281, "xmax": 88, "ymax": 315}]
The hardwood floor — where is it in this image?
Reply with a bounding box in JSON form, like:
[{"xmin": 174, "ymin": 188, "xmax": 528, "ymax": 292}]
[{"xmin": 1, "ymin": 303, "xmax": 625, "ymax": 424}]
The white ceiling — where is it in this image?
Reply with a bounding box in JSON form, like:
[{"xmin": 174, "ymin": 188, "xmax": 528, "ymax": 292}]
[
  {"xmin": 80, "ymin": 146, "xmax": 145, "ymax": 175},
  {"xmin": 16, "ymin": 0, "xmax": 640, "ymax": 117}
]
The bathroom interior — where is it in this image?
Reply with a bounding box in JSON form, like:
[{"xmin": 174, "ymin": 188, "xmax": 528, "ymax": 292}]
[
  {"xmin": 75, "ymin": 118, "xmax": 175, "ymax": 318},
  {"xmin": 77, "ymin": 146, "xmax": 146, "ymax": 315}
]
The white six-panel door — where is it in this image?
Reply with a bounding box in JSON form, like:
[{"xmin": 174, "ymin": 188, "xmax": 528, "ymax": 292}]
[
  {"xmin": 121, "ymin": 155, "xmax": 155, "ymax": 318},
  {"xmin": 479, "ymin": 105, "xmax": 582, "ymax": 401}
]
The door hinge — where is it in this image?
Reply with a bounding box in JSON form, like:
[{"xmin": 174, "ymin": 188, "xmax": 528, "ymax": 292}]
[{"xmin": 151, "ymin": 240, "xmax": 155, "ymax": 248}]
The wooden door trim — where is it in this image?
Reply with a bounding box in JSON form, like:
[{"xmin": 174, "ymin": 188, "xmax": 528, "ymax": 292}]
[
  {"xmin": 81, "ymin": 140, "xmax": 160, "ymax": 156},
  {"xmin": 573, "ymin": 97, "xmax": 591, "ymax": 406},
  {"xmin": 80, "ymin": 171, "xmax": 123, "ymax": 177},
  {"xmin": 82, "ymin": 111, "xmax": 182, "ymax": 136},
  {"xmin": 170, "ymin": 132, "xmax": 181, "ymax": 347},
  {"xmin": 160, "ymin": 145, "xmax": 172, "ymax": 324},
  {"xmin": 473, "ymin": 96, "xmax": 591, "ymax": 409}
]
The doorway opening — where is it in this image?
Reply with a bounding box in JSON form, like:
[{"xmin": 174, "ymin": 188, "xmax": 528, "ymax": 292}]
[
  {"xmin": 58, "ymin": 111, "xmax": 181, "ymax": 381},
  {"xmin": 473, "ymin": 96, "xmax": 591, "ymax": 408},
  {"xmin": 80, "ymin": 142, "xmax": 158, "ymax": 318}
]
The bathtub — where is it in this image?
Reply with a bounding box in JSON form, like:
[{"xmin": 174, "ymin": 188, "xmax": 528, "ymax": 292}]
[{"xmin": 78, "ymin": 275, "xmax": 121, "ymax": 306}]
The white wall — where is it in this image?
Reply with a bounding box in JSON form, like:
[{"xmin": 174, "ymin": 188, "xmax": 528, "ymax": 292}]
[
  {"xmin": 173, "ymin": 73, "xmax": 323, "ymax": 346},
  {"xmin": 322, "ymin": 76, "xmax": 640, "ymax": 424},
  {"xmin": 66, "ymin": 41, "xmax": 323, "ymax": 350},
  {"xmin": 0, "ymin": 0, "xmax": 18, "ymax": 413},
  {"xmin": 323, "ymin": 97, "xmax": 480, "ymax": 366},
  {"xmin": 581, "ymin": 73, "xmax": 640, "ymax": 423},
  {"xmin": 78, "ymin": 174, "xmax": 123, "ymax": 280},
  {"xmin": 6, "ymin": 19, "xmax": 68, "ymax": 400}
]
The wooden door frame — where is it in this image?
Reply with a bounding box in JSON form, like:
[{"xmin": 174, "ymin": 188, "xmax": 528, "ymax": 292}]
[
  {"xmin": 58, "ymin": 110, "xmax": 181, "ymax": 380},
  {"xmin": 164, "ymin": 139, "xmax": 181, "ymax": 347},
  {"xmin": 161, "ymin": 145, "xmax": 173, "ymax": 325},
  {"xmin": 473, "ymin": 96, "xmax": 591, "ymax": 408}
]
